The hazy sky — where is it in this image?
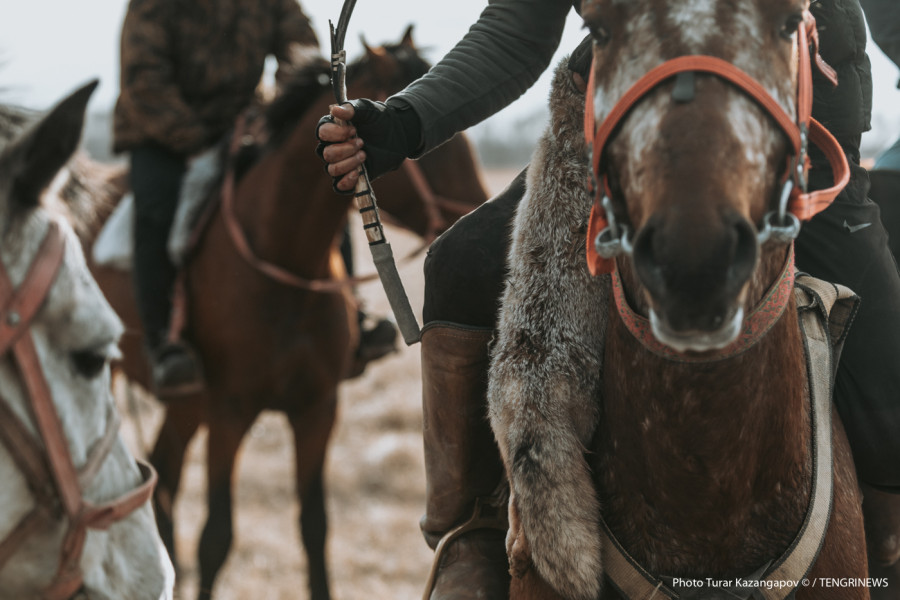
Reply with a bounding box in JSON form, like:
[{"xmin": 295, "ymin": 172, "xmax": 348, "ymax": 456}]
[{"xmin": 2, "ymin": 0, "xmax": 897, "ymax": 147}]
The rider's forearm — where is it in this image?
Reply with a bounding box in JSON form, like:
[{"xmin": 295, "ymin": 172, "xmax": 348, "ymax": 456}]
[{"xmin": 389, "ymin": 0, "xmax": 573, "ymax": 156}]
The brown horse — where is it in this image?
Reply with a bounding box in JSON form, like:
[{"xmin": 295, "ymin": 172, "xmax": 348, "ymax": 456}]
[
  {"xmin": 86, "ymin": 29, "xmax": 487, "ymax": 600},
  {"xmin": 489, "ymin": 1, "xmax": 868, "ymax": 599}
]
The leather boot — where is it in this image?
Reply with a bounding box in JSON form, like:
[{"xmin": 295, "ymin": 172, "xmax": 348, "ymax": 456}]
[
  {"xmin": 862, "ymin": 482, "xmax": 900, "ymax": 600},
  {"xmin": 420, "ymin": 324, "xmax": 510, "ymax": 600}
]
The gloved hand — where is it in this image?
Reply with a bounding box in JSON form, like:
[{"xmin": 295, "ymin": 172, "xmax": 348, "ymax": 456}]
[{"xmin": 316, "ymin": 98, "xmax": 423, "ymax": 194}]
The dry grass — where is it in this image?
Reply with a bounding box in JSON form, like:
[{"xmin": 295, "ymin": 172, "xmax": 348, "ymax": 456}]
[{"xmin": 116, "ymin": 170, "xmax": 519, "ymax": 600}]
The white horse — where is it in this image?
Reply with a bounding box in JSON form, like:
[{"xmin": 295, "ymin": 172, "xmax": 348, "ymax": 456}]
[{"xmin": 0, "ymin": 81, "xmax": 174, "ymax": 599}]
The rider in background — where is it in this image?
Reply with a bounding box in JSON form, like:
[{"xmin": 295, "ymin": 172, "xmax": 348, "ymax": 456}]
[
  {"xmin": 318, "ymin": 0, "xmax": 900, "ymax": 597},
  {"xmin": 113, "ymin": 0, "xmax": 396, "ymax": 398}
]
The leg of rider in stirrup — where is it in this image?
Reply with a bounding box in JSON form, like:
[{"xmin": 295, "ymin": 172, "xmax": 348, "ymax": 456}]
[
  {"xmin": 419, "ymin": 171, "xmax": 526, "ymax": 600},
  {"xmin": 856, "ymin": 137, "xmax": 900, "ymax": 598},
  {"xmin": 795, "ymin": 4, "xmax": 900, "ymax": 595},
  {"xmin": 130, "ymin": 143, "xmax": 203, "ymax": 399}
]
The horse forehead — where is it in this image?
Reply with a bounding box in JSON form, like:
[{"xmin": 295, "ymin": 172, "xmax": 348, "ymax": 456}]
[
  {"xmin": 598, "ymin": 1, "xmax": 794, "ymax": 123},
  {"xmin": 49, "ymin": 222, "xmax": 124, "ymax": 346},
  {"xmin": 1, "ymin": 213, "xmax": 123, "ymax": 347},
  {"xmin": 613, "ymin": 0, "xmax": 775, "ymax": 77},
  {"xmin": 664, "ymin": 0, "xmax": 719, "ymax": 48}
]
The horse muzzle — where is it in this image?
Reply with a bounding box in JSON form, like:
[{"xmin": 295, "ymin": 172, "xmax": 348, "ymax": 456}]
[
  {"xmin": 630, "ymin": 210, "xmax": 758, "ymax": 352},
  {"xmin": 649, "ymin": 305, "xmax": 744, "ymax": 352}
]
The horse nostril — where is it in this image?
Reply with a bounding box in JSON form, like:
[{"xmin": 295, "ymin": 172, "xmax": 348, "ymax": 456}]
[
  {"xmin": 726, "ymin": 218, "xmax": 758, "ymax": 294},
  {"xmin": 632, "ymin": 220, "xmax": 667, "ymax": 299}
]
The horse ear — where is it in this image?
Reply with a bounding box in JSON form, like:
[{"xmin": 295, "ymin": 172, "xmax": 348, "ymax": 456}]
[
  {"xmin": 361, "ymin": 35, "xmax": 396, "ymax": 83},
  {"xmin": 2, "ymin": 79, "xmax": 98, "ymax": 208},
  {"xmin": 361, "ymin": 36, "xmax": 385, "ymax": 59},
  {"xmin": 400, "ymin": 25, "xmax": 415, "ymax": 48}
]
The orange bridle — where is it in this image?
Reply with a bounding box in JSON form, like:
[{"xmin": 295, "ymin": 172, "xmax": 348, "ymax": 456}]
[{"xmin": 583, "ymin": 12, "xmax": 850, "ymax": 275}]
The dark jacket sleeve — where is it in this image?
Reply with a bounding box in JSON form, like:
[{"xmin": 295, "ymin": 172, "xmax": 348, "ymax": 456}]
[
  {"xmin": 389, "ymin": 0, "xmax": 573, "ymax": 155},
  {"xmin": 860, "ymin": 0, "xmax": 900, "ymax": 79}
]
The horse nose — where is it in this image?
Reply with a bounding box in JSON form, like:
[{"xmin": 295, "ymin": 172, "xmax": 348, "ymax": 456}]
[
  {"xmin": 632, "ymin": 211, "xmax": 758, "ymax": 329},
  {"xmin": 724, "ymin": 216, "xmax": 758, "ymax": 296}
]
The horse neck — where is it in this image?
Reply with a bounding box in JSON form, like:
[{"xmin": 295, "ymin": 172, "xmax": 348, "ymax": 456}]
[
  {"xmin": 595, "ymin": 248, "xmax": 811, "ymax": 573},
  {"xmin": 231, "ymin": 96, "xmax": 350, "ymax": 278}
]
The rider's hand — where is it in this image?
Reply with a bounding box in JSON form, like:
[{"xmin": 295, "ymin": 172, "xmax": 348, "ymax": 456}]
[{"xmin": 316, "ymin": 99, "xmax": 423, "ymax": 194}]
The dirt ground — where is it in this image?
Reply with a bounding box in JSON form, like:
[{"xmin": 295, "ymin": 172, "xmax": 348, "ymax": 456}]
[{"xmin": 116, "ymin": 169, "xmax": 520, "ymax": 600}]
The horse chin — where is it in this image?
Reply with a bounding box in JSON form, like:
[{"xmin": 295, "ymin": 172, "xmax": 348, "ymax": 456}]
[{"xmin": 649, "ymin": 307, "xmax": 744, "ymax": 354}]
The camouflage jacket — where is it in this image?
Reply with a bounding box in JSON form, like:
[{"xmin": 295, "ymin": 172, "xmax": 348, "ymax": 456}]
[{"xmin": 113, "ymin": 0, "xmax": 318, "ymax": 155}]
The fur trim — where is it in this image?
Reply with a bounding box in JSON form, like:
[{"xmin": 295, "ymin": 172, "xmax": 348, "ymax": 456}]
[{"xmin": 488, "ymin": 59, "xmax": 611, "ymax": 600}]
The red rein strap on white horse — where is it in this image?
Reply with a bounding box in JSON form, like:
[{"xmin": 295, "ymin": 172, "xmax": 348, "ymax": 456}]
[{"xmin": 584, "ymin": 13, "xmax": 850, "ymax": 276}]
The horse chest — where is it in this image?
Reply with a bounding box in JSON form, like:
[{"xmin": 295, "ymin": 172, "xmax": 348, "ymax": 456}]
[{"xmin": 590, "ymin": 315, "xmax": 812, "ymax": 575}]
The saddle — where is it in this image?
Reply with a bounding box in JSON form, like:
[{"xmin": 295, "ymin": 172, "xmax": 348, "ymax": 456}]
[{"xmin": 91, "ymin": 144, "xmax": 226, "ymax": 273}]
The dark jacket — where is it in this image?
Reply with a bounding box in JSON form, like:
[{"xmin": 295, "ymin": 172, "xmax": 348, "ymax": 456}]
[
  {"xmin": 113, "ymin": 0, "xmax": 318, "ymax": 155},
  {"xmin": 392, "ymin": 0, "xmax": 878, "ymax": 175},
  {"xmin": 808, "ymin": 0, "xmax": 872, "ymax": 176},
  {"xmin": 861, "ymin": 0, "xmax": 900, "ymax": 77}
]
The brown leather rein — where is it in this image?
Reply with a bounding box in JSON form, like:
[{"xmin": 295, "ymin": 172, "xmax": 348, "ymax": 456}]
[
  {"xmin": 220, "ymin": 113, "xmax": 465, "ymax": 292},
  {"xmin": 0, "ymin": 221, "xmax": 157, "ymax": 600}
]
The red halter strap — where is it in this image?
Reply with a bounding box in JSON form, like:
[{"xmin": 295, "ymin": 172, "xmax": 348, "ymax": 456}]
[{"xmin": 584, "ymin": 14, "xmax": 849, "ymax": 275}]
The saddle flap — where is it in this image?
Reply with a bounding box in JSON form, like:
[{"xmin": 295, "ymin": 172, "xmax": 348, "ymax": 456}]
[{"xmin": 794, "ymin": 272, "xmax": 859, "ymax": 349}]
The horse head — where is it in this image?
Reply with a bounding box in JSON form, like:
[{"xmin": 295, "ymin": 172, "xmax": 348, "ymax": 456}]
[
  {"xmin": 0, "ymin": 82, "xmax": 173, "ymax": 599},
  {"xmin": 583, "ymin": 0, "xmax": 821, "ymax": 353}
]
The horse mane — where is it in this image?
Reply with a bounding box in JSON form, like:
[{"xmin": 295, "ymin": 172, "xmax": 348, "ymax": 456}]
[
  {"xmin": 55, "ymin": 155, "xmax": 124, "ymax": 239},
  {"xmin": 263, "ymin": 41, "xmax": 431, "ymax": 148}
]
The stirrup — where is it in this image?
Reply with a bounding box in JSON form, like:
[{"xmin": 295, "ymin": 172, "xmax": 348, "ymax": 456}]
[{"xmin": 421, "ymin": 491, "xmax": 509, "ymax": 600}]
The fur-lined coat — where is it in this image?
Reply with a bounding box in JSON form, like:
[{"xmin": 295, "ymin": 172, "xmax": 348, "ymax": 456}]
[{"xmin": 488, "ymin": 60, "xmax": 610, "ymax": 600}]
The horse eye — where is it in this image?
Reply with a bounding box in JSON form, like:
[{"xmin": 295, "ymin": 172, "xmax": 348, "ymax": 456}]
[
  {"xmin": 780, "ymin": 13, "xmax": 804, "ymax": 40},
  {"xmin": 583, "ymin": 21, "xmax": 610, "ymax": 45},
  {"xmin": 71, "ymin": 348, "xmax": 112, "ymax": 379}
]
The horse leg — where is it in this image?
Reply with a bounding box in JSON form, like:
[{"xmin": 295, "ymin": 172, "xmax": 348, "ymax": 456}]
[
  {"xmin": 288, "ymin": 393, "xmax": 337, "ymax": 600},
  {"xmin": 149, "ymin": 399, "xmax": 204, "ymax": 568},
  {"xmin": 196, "ymin": 407, "xmax": 256, "ymax": 600}
]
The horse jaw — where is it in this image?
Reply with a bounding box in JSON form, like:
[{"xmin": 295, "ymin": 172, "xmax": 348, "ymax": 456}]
[{"xmin": 649, "ymin": 305, "xmax": 744, "ymax": 352}]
